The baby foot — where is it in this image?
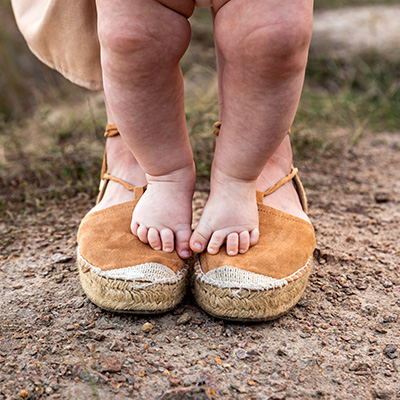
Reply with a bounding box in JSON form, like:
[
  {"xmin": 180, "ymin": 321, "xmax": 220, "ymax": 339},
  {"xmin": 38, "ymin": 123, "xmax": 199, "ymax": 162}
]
[
  {"xmin": 190, "ymin": 136, "xmax": 310, "ymax": 257},
  {"xmin": 190, "ymin": 167, "xmax": 260, "ymax": 256},
  {"xmin": 131, "ymin": 164, "xmax": 195, "ymax": 259}
]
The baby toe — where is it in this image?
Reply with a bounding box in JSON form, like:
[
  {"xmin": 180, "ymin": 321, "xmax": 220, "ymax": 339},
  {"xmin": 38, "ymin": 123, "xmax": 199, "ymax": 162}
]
[
  {"xmin": 131, "ymin": 220, "xmax": 139, "ymax": 236},
  {"xmin": 239, "ymin": 231, "xmax": 250, "ymax": 254},
  {"xmin": 226, "ymin": 232, "xmax": 239, "ymax": 256},
  {"xmin": 148, "ymin": 227, "xmax": 162, "ymax": 250},
  {"xmin": 175, "ymin": 230, "xmax": 192, "ymax": 259},
  {"xmin": 137, "ymin": 224, "xmax": 149, "ymax": 244},
  {"xmin": 190, "ymin": 224, "xmax": 213, "ymax": 253},
  {"xmin": 160, "ymin": 228, "xmax": 174, "ymax": 252},
  {"xmin": 207, "ymin": 230, "xmax": 226, "ymax": 254},
  {"xmin": 250, "ymin": 228, "xmax": 260, "ymax": 247}
]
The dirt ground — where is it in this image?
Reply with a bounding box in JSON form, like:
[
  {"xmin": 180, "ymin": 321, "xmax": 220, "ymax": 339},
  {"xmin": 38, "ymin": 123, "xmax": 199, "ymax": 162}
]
[
  {"xmin": 1, "ymin": 4, "xmax": 400, "ymax": 400},
  {"xmin": 0, "ymin": 130, "xmax": 399, "ymax": 400}
]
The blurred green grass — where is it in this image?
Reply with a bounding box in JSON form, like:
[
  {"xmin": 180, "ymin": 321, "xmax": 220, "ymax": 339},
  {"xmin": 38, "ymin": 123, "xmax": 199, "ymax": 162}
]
[
  {"xmin": 0, "ymin": 0, "xmax": 87, "ymax": 122},
  {"xmin": 293, "ymin": 52, "xmax": 400, "ymax": 158},
  {"xmin": 1, "ymin": 2, "xmax": 399, "ymax": 206}
]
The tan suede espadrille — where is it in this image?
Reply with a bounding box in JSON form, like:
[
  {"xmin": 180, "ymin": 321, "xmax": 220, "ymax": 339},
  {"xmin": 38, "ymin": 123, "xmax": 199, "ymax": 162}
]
[
  {"xmin": 77, "ymin": 125, "xmax": 189, "ymax": 313},
  {"xmin": 192, "ymin": 123, "xmax": 315, "ymax": 321}
]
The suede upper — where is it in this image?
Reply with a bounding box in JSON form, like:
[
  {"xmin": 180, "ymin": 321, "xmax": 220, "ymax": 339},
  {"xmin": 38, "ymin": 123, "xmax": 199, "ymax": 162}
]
[
  {"xmin": 77, "ymin": 200, "xmax": 186, "ymax": 274},
  {"xmin": 199, "ymin": 198, "xmax": 315, "ymax": 280}
]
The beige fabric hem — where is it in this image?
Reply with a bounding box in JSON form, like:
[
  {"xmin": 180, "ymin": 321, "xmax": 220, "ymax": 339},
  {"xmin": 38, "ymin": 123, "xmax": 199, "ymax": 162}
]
[
  {"xmin": 11, "ymin": 0, "xmax": 103, "ymax": 91},
  {"xmin": 25, "ymin": 41, "xmax": 103, "ymax": 91}
]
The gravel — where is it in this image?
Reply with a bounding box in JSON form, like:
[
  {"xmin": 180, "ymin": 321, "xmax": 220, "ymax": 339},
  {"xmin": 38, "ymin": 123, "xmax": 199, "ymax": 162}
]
[{"xmin": 0, "ymin": 134, "xmax": 399, "ymax": 399}]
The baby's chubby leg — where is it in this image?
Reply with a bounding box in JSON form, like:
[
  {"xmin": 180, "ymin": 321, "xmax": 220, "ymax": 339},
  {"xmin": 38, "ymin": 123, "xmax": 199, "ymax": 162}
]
[
  {"xmin": 190, "ymin": 0, "xmax": 313, "ymax": 255},
  {"xmin": 96, "ymin": 0, "xmax": 196, "ymax": 259}
]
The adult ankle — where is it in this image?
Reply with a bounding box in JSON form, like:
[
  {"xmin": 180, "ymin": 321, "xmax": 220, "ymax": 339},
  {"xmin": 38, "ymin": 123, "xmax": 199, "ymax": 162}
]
[
  {"xmin": 106, "ymin": 136, "xmax": 147, "ymax": 186},
  {"xmin": 266, "ymin": 136, "xmax": 293, "ymax": 173}
]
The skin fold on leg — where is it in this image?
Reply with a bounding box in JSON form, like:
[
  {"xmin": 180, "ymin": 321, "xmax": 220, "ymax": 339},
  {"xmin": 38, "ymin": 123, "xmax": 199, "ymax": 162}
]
[
  {"xmin": 190, "ymin": 0, "xmax": 313, "ymax": 256},
  {"xmin": 96, "ymin": 0, "xmax": 196, "ymax": 259}
]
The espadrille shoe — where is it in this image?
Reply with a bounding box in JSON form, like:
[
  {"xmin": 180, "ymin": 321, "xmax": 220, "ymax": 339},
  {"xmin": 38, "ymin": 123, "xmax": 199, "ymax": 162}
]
[
  {"xmin": 77, "ymin": 125, "xmax": 189, "ymax": 313},
  {"xmin": 193, "ymin": 167, "xmax": 315, "ymax": 321},
  {"xmin": 193, "ymin": 123, "xmax": 315, "ymax": 321}
]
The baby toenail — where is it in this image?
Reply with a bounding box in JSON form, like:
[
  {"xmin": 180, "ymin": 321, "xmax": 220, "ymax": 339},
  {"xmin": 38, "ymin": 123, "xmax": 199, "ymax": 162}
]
[
  {"xmin": 208, "ymin": 247, "xmax": 215, "ymax": 253},
  {"xmin": 165, "ymin": 248, "xmax": 172, "ymax": 252},
  {"xmin": 181, "ymin": 250, "xmax": 190, "ymax": 257},
  {"xmin": 194, "ymin": 242, "xmax": 203, "ymax": 250},
  {"xmin": 228, "ymin": 251, "xmax": 235, "ymax": 255},
  {"xmin": 154, "ymin": 247, "xmax": 161, "ymax": 251}
]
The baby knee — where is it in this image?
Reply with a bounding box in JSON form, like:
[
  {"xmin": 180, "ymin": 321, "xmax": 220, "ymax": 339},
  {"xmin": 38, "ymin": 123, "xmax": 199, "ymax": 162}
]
[
  {"xmin": 252, "ymin": 23, "xmax": 311, "ymax": 59},
  {"xmin": 217, "ymin": 14, "xmax": 312, "ymax": 72},
  {"xmin": 98, "ymin": 15, "xmax": 191, "ymax": 65}
]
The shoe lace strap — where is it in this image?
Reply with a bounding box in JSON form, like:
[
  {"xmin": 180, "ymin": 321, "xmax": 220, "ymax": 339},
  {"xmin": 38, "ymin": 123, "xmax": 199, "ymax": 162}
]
[
  {"xmin": 102, "ymin": 172, "xmax": 136, "ymax": 192},
  {"xmin": 263, "ymin": 167, "xmax": 298, "ymax": 197},
  {"xmin": 213, "ymin": 121, "xmax": 222, "ymax": 136},
  {"xmin": 104, "ymin": 124, "xmax": 119, "ymax": 138},
  {"xmin": 256, "ymin": 166, "xmax": 308, "ymax": 213},
  {"xmin": 256, "ymin": 165, "xmax": 299, "ymax": 201},
  {"xmin": 96, "ymin": 125, "xmax": 146, "ymax": 204}
]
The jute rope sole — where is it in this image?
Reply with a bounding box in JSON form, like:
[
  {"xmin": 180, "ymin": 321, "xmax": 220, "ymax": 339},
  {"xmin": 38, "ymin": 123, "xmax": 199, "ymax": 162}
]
[
  {"xmin": 78, "ymin": 258, "xmax": 188, "ymax": 314},
  {"xmin": 193, "ymin": 267, "xmax": 311, "ymax": 321}
]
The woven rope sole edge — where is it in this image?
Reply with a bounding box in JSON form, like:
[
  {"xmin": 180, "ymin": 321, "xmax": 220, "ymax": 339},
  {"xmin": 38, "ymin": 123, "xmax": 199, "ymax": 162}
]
[
  {"xmin": 78, "ymin": 257, "xmax": 188, "ymax": 313},
  {"xmin": 192, "ymin": 267, "xmax": 311, "ymax": 321}
]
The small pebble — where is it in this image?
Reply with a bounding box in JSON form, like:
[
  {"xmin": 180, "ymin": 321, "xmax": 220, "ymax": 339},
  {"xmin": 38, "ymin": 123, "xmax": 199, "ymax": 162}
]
[
  {"xmin": 177, "ymin": 313, "xmax": 192, "ymax": 325},
  {"xmin": 12, "ymin": 284, "xmax": 23, "ymax": 289},
  {"xmin": 382, "ymin": 280, "xmax": 393, "ymax": 288},
  {"xmin": 383, "ymin": 344, "xmax": 397, "ymax": 359},
  {"xmin": 45, "ymin": 387, "xmax": 54, "ymax": 395},
  {"xmin": 235, "ymin": 349, "xmax": 247, "ymax": 360},
  {"xmin": 51, "ymin": 253, "xmax": 73, "ymax": 263},
  {"xmin": 374, "ymin": 192, "xmax": 390, "ymax": 203},
  {"xmin": 13, "ymin": 332, "xmax": 23, "ymax": 339},
  {"xmin": 214, "ymin": 357, "xmax": 222, "ymax": 365},
  {"xmin": 356, "ymin": 282, "xmax": 368, "ymax": 290},
  {"xmin": 374, "ymin": 325, "xmax": 388, "ymax": 334},
  {"xmin": 109, "ymin": 340, "xmax": 123, "ymax": 351},
  {"xmin": 382, "ymin": 313, "xmax": 398, "ymax": 323},
  {"xmin": 87, "ymin": 343, "xmax": 96, "ymax": 353},
  {"xmin": 349, "ymin": 362, "xmax": 370, "ymax": 372},
  {"xmin": 277, "ymin": 349, "xmax": 287, "ymax": 357},
  {"xmin": 142, "ymin": 322, "xmax": 154, "ymax": 333}
]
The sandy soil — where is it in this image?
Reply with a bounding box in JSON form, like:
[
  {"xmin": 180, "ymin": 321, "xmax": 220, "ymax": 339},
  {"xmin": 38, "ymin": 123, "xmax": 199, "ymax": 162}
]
[
  {"xmin": 1, "ymin": 130, "xmax": 399, "ymax": 400},
  {"xmin": 1, "ymin": 4, "xmax": 400, "ymax": 399}
]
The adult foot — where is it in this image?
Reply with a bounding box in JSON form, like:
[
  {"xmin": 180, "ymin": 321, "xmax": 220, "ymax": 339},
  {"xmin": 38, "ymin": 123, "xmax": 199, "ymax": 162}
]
[
  {"xmin": 190, "ymin": 136, "xmax": 309, "ymax": 256},
  {"xmin": 131, "ymin": 163, "xmax": 196, "ymax": 260},
  {"xmin": 256, "ymin": 135, "xmax": 310, "ymax": 224},
  {"xmin": 90, "ymin": 135, "xmax": 147, "ymax": 214}
]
